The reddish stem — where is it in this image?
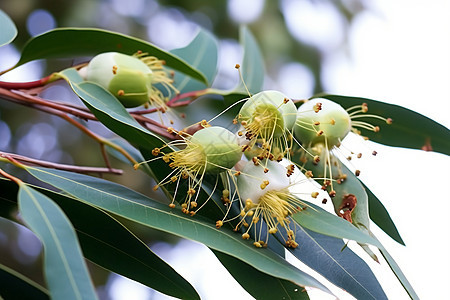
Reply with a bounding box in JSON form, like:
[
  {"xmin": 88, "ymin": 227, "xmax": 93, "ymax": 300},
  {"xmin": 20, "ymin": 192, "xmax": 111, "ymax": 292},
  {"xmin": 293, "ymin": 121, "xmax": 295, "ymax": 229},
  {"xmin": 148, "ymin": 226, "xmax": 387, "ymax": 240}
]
[
  {"xmin": 166, "ymin": 89, "xmax": 208, "ymax": 106},
  {"xmin": 0, "ymin": 74, "xmax": 54, "ymax": 89},
  {"xmin": 131, "ymin": 107, "xmax": 160, "ymax": 115},
  {"xmin": 131, "ymin": 89, "xmax": 208, "ymax": 115},
  {"xmin": 3, "ymin": 88, "xmax": 97, "ymax": 121},
  {"xmin": 100, "ymin": 144, "xmax": 113, "ymax": 170},
  {"xmin": 169, "ymin": 99, "xmax": 196, "ymax": 107},
  {"xmin": 0, "ymin": 151, "xmax": 122, "ymax": 175},
  {"xmin": 0, "ymin": 88, "xmax": 139, "ymax": 166},
  {"xmin": 0, "ymin": 168, "xmax": 23, "ymax": 185},
  {"xmin": 142, "ymin": 123, "xmax": 178, "ymax": 141}
]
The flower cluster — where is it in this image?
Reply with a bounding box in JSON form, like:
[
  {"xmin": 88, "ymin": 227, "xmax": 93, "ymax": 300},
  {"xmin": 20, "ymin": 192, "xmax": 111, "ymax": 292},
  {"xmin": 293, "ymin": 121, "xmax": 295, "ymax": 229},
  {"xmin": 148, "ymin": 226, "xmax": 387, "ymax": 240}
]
[
  {"xmin": 85, "ymin": 53, "xmax": 391, "ymax": 248},
  {"xmin": 143, "ymin": 93, "xmax": 390, "ymax": 248}
]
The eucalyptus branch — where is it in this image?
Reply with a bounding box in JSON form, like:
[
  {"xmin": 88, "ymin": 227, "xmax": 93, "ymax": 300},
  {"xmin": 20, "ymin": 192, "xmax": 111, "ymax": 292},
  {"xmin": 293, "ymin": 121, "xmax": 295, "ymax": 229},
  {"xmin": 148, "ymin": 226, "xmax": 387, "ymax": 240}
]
[
  {"xmin": 0, "ymin": 167, "xmax": 24, "ymax": 185},
  {"xmin": 0, "ymin": 83, "xmax": 180, "ymax": 156},
  {"xmin": 141, "ymin": 122, "xmax": 178, "ymax": 141},
  {"xmin": 45, "ymin": 109, "xmax": 138, "ymax": 166},
  {"xmin": 0, "ymin": 152, "xmax": 123, "ymax": 175},
  {"xmin": 132, "ymin": 114, "xmax": 179, "ymax": 141},
  {"xmin": 0, "ymin": 87, "xmax": 97, "ymax": 121},
  {"xmin": 166, "ymin": 88, "xmax": 209, "ymax": 106},
  {"xmin": 0, "ymin": 87, "xmax": 138, "ymax": 166},
  {"xmin": 129, "ymin": 90, "xmax": 208, "ymax": 115},
  {"xmin": 129, "ymin": 107, "xmax": 160, "ymax": 115},
  {"xmin": 0, "ymin": 73, "xmax": 60, "ymax": 90},
  {"xmin": 132, "ymin": 114, "xmax": 168, "ymax": 130}
]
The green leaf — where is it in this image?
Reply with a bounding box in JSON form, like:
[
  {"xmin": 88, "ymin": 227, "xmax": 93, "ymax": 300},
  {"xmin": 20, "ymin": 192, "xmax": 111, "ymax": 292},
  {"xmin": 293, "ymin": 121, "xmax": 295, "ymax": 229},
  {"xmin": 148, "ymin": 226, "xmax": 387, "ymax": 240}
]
[
  {"xmin": 288, "ymin": 228, "xmax": 387, "ymax": 300},
  {"xmin": 50, "ymin": 190, "xmax": 200, "ymax": 300},
  {"xmin": 60, "ymin": 68, "xmax": 165, "ymax": 150},
  {"xmin": 331, "ymin": 164, "xmax": 380, "ymax": 261},
  {"xmin": 362, "ymin": 181, "xmax": 405, "ymax": 245},
  {"xmin": 214, "ymin": 250, "xmax": 310, "ymax": 300},
  {"xmin": 18, "ymin": 184, "xmax": 98, "ymax": 300},
  {"xmin": 14, "ymin": 28, "xmax": 207, "ymax": 84},
  {"xmin": 0, "ymin": 261, "xmax": 50, "ymax": 300},
  {"xmin": 378, "ymin": 243, "xmax": 419, "ymax": 300},
  {"xmin": 23, "ymin": 166, "xmax": 332, "ymax": 295},
  {"xmin": 292, "ymin": 201, "xmax": 382, "ymax": 248},
  {"xmin": 316, "ymin": 94, "xmax": 450, "ymax": 156},
  {"xmin": 0, "ymin": 177, "xmax": 199, "ymax": 300},
  {"xmin": 0, "ymin": 9, "xmax": 17, "ymax": 47},
  {"xmin": 290, "ymin": 168, "xmax": 414, "ymax": 298},
  {"xmin": 330, "ymin": 165, "xmax": 370, "ymax": 229},
  {"xmin": 170, "ymin": 29, "xmax": 218, "ymax": 93}
]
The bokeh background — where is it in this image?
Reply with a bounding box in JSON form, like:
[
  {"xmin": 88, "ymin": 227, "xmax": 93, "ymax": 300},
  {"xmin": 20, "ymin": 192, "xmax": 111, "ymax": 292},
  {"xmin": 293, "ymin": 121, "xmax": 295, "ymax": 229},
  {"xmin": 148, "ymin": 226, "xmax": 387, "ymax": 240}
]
[{"xmin": 0, "ymin": 0, "xmax": 449, "ymax": 299}]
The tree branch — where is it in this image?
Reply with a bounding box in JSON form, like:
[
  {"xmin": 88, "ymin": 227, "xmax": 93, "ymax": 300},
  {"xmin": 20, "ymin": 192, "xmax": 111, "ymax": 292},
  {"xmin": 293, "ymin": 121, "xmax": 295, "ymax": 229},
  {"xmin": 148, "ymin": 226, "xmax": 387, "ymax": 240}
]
[{"xmin": 0, "ymin": 151, "xmax": 123, "ymax": 175}]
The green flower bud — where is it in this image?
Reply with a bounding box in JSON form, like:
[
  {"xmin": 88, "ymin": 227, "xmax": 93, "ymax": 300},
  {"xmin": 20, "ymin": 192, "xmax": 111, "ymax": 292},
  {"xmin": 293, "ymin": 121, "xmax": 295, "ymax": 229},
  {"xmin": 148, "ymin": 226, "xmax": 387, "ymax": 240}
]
[
  {"xmin": 237, "ymin": 90, "xmax": 297, "ymax": 162},
  {"xmin": 294, "ymin": 98, "xmax": 351, "ymax": 148},
  {"xmin": 190, "ymin": 126, "xmax": 243, "ymax": 173},
  {"xmin": 86, "ymin": 52, "xmax": 153, "ymax": 107},
  {"xmin": 239, "ymin": 90, "xmax": 297, "ymax": 140},
  {"xmin": 84, "ymin": 51, "xmax": 178, "ymax": 110},
  {"xmin": 144, "ymin": 125, "xmax": 242, "ymax": 214}
]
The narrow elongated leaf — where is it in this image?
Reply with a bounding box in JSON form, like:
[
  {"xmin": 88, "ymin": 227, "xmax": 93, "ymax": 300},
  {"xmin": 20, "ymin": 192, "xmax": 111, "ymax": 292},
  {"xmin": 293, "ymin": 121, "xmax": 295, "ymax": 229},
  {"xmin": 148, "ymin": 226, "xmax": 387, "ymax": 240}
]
[
  {"xmin": 214, "ymin": 250, "xmax": 310, "ymax": 300},
  {"xmin": 18, "ymin": 184, "xmax": 98, "ymax": 300},
  {"xmin": 315, "ymin": 94, "xmax": 450, "ymax": 155},
  {"xmin": 330, "ymin": 163, "xmax": 370, "ymax": 231},
  {"xmin": 362, "ymin": 181, "xmax": 404, "ymax": 245},
  {"xmin": 60, "ymin": 68, "xmax": 165, "ymax": 150},
  {"xmin": 14, "ymin": 28, "xmax": 207, "ymax": 84},
  {"xmin": 378, "ymin": 243, "xmax": 419, "ymax": 300},
  {"xmin": 54, "ymin": 192, "xmax": 200, "ymax": 300},
  {"xmin": 0, "ymin": 9, "xmax": 17, "ymax": 47},
  {"xmin": 0, "ymin": 177, "xmax": 199, "ymax": 300},
  {"xmin": 23, "ymin": 166, "xmax": 332, "ymax": 295},
  {"xmin": 0, "ymin": 262, "xmax": 49, "ymax": 300},
  {"xmin": 292, "ymin": 201, "xmax": 382, "ymax": 248},
  {"xmin": 170, "ymin": 29, "xmax": 218, "ymax": 94},
  {"xmin": 291, "ymin": 156, "xmax": 414, "ymax": 298},
  {"xmin": 289, "ymin": 228, "xmax": 387, "ymax": 300},
  {"xmin": 332, "ymin": 163, "xmax": 379, "ymax": 261}
]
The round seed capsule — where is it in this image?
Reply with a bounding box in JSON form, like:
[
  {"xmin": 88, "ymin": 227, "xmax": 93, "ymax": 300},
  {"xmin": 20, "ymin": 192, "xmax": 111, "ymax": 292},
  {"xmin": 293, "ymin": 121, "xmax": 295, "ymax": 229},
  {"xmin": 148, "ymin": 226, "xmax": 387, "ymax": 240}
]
[
  {"xmin": 190, "ymin": 126, "xmax": 243, "ymax": 173},
  {"xmin": 86, "ymin": 52, "xmax": 153, "ymax": 108},
  {"xmin": 239, "ymin": 90, "xmax": 297, "ymax": 139},
  {"xmin": 294, "ymin": 98, "xmax": 351, "ymax": 148}
]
